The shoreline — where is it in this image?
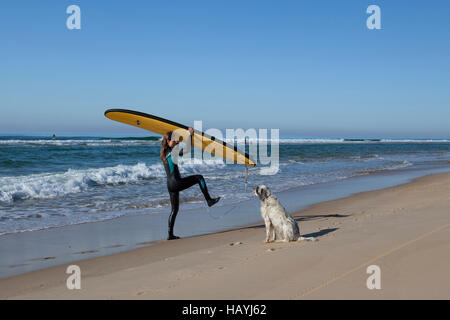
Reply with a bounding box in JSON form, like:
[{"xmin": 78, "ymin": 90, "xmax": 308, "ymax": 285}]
[
  {"xmin": 1, "ymin": 165, "xmax": 449, "ymax": 280},
  {"xmin": 1, "ymin": 171, "xmax": 450, "ymax": 299}
]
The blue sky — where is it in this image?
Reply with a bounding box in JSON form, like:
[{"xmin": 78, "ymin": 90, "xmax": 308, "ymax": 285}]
[{"xmin": 1, "ymin": 0, "xmax": 449, "ymax": 138}]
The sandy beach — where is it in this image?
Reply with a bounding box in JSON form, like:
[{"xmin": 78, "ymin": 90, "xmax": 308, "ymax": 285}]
[{"xmin": 1, "ymin": 171, "xmax": 449, "ymax": 299}]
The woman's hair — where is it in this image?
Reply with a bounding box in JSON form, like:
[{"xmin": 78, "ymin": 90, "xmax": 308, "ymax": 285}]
[{"xmin": 160, "ymin": 131, "xmax": 173, "ymax": 163}]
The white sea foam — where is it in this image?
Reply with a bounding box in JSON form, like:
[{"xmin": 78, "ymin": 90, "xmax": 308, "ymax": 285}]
[
  {"xmin": 1, "ymin": 138, "xmax": 449, "ymax": 147},
  {"xmin": 0, "ymin": 163, "xmax": 161, "ymax": 203},
  {"xmin": 0, "ymin": 139, "xmax": 161, "ymax": 146},
  {"xmin": 0, "ymin": 158, "xmax": 229, "ymax": 203},
  {"xmin": 385, "ymin": 160, "xmax": 413, "ymax": 170},
  {"xmin": 224, "ymin": 138, "xmax": 450, "ymax": 144}
]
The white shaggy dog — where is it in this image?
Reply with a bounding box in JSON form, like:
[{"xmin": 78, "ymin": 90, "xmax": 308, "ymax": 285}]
[{"xmin": 254, "ymin": 185, "xmax": 316, "ymax": 243}]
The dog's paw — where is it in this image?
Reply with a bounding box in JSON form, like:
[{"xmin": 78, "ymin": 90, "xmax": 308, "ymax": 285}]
[{"xmin": 298, "ymin": 236, "xmax": 317, "ymax": 242}]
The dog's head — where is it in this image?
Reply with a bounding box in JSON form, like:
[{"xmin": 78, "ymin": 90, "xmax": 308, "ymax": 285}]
[{"xmin": 254, "ymin": 185, "xmax": 271, "ymax": 201}]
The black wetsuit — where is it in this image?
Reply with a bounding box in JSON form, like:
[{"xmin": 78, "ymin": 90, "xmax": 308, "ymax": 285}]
[{"xmin": 163, "ymin": 145, "xmax": 216, "ymax": 239}]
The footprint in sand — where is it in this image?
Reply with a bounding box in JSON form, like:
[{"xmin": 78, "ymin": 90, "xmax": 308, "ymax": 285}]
[
  {"xmin": 76, "ymin": 250, "xmax": 98, "ymax": 255},
  {"xmin": 229, "ymin": 241, "xmax": 243, "ymax": 246},
  {"xmin": 137, "ymin": 241, "xmax": 154, "ymax": 245},
  {"xmin": 30, "ymin": 256, "xmax": 55, "ymax": 261},
  {"xmin": 103, "ymin": 244, "xmax": 124, "ymax": 249}
]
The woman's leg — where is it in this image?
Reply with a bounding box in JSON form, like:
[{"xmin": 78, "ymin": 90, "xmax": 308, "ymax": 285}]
[
  {"xmin": 175, "ymin": 175, "xmax": 215, "ymax": 202},
  {"xmin": 166, "ymin": 177, "xmax": 219, "ymax": 240},
  {"xmin": 167, "ymin": 191, "xmax": 180, "ymax": 240}
]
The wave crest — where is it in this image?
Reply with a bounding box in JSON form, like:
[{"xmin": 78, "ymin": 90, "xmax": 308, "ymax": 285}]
[
  {"xmin": 0, "ymin": 159, "xmax": 228, "ymax": 203},
  {"xmin": 0, "ymin": 163, "xmax": 161, "ymax": 203}
]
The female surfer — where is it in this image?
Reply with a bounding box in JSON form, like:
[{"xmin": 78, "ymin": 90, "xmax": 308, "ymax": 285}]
[{"xmin": 160, "ymin": 127, "xmax": 220, "ymax": 240}]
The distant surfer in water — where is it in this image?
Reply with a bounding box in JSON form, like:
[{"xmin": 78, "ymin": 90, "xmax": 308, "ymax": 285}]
[{"xmin": 160, "ymin": 127, "xmax": 220, "ymax": 240}]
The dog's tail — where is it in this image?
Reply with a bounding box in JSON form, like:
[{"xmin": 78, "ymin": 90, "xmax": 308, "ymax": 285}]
[{"xmin": 297, "ymin": 236, "xmax": 317, "ymax": 242}]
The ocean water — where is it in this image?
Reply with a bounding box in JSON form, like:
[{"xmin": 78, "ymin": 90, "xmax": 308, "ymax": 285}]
[{"xmin": 1, "ymin": 136, "xmax": 450, "ymax": 235}]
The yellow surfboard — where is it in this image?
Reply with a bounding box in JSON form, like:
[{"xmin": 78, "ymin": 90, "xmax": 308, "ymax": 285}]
[{"xmin": 104, "ymin": 109, "xmax": 256, "ymax": 167}]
